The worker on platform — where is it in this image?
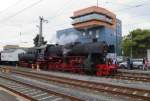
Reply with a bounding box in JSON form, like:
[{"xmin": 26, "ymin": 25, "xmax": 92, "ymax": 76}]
[
  {"xmin": 130, "ymin": 58, "xmax": 133, "ymax": 70},
  {"xmin": 112, "ymin": 58, "xmax": 117, "ymax": 65},
  {"xmin": 143, "ymin": 58, "xmax": 148, "ymax": 71},
  {"xmin": 127, "ymin": 58, "xmax": 131, "ymax": 70}
]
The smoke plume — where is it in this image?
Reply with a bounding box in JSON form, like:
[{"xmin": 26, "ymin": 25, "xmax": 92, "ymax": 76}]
[{"xmin": 57, "ymin": 33, "xmax": 78, "ymax": 45}]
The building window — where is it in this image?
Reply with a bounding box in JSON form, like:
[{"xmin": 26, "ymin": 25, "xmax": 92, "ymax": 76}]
[
  {"xmin": 96, "ymin": 29, "xmax": 99, "ymax": 38},
  {"xmin": 72, "ymin": 13, "xmax": 113, "ymax": 24},
  {"xmin": 82, "ymin": 32, "xmax": 86, "ymax": 36},
  {"xmin": 89, "ymin": 31, "xmax": 92, "ymax": 36}
]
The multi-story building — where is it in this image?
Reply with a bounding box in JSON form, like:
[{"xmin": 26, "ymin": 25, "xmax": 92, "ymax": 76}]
[{"xmin": 57, "ymin": 6, "xmax": 122, "ymax": 55}]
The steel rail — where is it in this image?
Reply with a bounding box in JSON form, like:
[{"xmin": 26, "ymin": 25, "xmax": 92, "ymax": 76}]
[
  {"xmin": 113, "ymin": 74, "xmax": 150, "ymax": 82},
  {"xmin": 0, "ymin": 74, "xmax": 84, "ymax": 101},
  {"xmin": 117, "ymin": 71, "xmax": 150, "ymax": 76},
  {"xmin": 0, "ymin": 83, "xmax": 37, "ymax": 101},
  {"xmin": 9, "ymin": 68, "xmax": 150, "ymax": 101}
]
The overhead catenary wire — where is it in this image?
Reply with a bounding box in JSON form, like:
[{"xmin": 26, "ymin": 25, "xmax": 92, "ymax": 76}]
[
  {"xmin": 115, "ymin": 1, "xmax": 150, "ymax": 12},
  {"xmin": 0, "ymin": 0, "xmax": 44, "ymax": 22},
  {"xmin": 0, "ymin": 0, "xmax": 23, "ymax": 15},
  {"xmin": 46, "ymin": 0, "xmax": 75, "ymax": 22}
]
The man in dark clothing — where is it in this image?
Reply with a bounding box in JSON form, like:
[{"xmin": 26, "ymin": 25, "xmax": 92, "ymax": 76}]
[
  {"xmin": 130, "ymin": 59, "xmax": 133, "ymax": 70},
  {"xmin": 127, "ymin": 58, "xmax": 131, "ymax": 70}
]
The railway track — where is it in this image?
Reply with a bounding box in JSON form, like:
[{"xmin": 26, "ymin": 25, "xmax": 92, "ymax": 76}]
[
  {"xmin": 0, "ymin": 73, "xmax": 84, "ymax": 101},
  {"xmin": 118, "ymin": 70, "xmax": 150, "ymax": 76},
  {"xmin": 113, "ymin": 73, "xmax": 150, "ymax": 82},
  {"xmin": 6, "ymin": 67, "xmax": 150, "ymax": 101}
]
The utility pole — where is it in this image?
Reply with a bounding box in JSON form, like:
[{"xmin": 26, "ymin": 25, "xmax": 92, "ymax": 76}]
[
  {"xmin": 115, "ymin": 31, "xmax": 117, "ymax": 57},
  {"xmin": 97, "ymin": 0, "xmax": 99, "ymax": 7},
  {"xmin": 130, "ymin": 33, "xmax": 133, "ymax": 59},
  {"xmin": 19, "ymin": 32, "xmax": 22, "ymax": 44},
  {"xmin": 38, "ymin": 16, "xmax": 48, "ymax": 47}
]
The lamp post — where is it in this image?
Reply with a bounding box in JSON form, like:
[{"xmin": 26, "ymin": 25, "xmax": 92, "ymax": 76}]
[
  {"xmin": 130, "ymin": 33, "xmax": 133, "ymax": 59},
  {"xmin": 114, "ymin": 31, "xmax": 117, "ymax": 59},
  {"xmin": 97, "ymin": 0, "xmax": 99, "ymax": 7}
]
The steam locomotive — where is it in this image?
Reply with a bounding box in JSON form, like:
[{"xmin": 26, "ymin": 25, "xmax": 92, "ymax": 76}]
[{"xmin": 19, "ymin": 41, "xmax": 117, "ymax": 76}]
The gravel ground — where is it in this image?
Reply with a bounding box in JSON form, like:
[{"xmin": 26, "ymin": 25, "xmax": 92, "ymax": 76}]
[
  {"xmin": 4, "ymin": 66, "xmax": 150, "ymax": 90},
  {"xmin": 118, "ymin": 69, "xmax": 150, "ymax": 74},
  {"xmin": 0, "ymin": 87, "xmax": 29, "ymax": 101},
  {"xmin": 0, "ymin": 72, "xmax": 129, "ymax": 101},
  {"xmin": 31, "ymin": 69, "xmax": 150, "ymax": 90}
]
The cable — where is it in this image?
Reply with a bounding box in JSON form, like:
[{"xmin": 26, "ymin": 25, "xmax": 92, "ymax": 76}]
[
  {"xmin": 0, "ymin": 0, "xmax": 22, "ymax": 14},
  {"xmin": 0, "ymin": 0, "xmax": 23, "ymax": 14},
  {"xmin": 115, "ymin": 1, "xmax": 150, "ymax": 12},
  {"xmin": 47, "ymin": 0, "xmax": 74, "ymax": 21},
  {"xmin": 0, "ymin": 0, "xmax": 44, "ymax": 22}
]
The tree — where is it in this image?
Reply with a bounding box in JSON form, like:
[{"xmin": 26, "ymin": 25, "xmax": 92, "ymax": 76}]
[
  {"xmin": 33, "ymin": 34, "xmax": 47, "ymax": 47},
  {"xmin": 122, "ymin": 29, "xmax": 150, "ymax": 58}
]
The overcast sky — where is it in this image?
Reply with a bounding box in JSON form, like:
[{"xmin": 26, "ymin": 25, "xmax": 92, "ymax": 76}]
[{"xmin": 0, "ymin": 0, "xmax": 150, "ymax": 49}]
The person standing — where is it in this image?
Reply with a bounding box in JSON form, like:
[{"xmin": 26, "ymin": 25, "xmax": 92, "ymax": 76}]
[
  {"xmin": 145, "ymin": 58, "xmax": 148, "ymax": 71},
  {"xmin": 112, "ymin": 58, "xmax": 117, "ymax": 65},
  {"xmin": 143, "ymin": 58, "xmax": 148, "ymax": 70},
  {"xmin": 127, "ymin": 58, "xmax": 130, "ymax": 70},
  {"xmin": 130, "ymin": 58, "xmax": 133, "ymax": 70},
  {"xmin": 142, "ymin": 58, "xmax": 145, "ymax": 70}
]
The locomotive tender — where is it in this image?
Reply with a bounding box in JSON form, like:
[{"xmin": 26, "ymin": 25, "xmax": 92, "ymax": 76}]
[{"xmin": 19, "ymin": 41, "xmax": 117, "ymax": 76}]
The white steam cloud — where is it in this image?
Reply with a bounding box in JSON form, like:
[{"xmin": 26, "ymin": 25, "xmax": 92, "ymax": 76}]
[{"xmin": 57, "ymin": 33, "xmax": 79, "ymax": 45}]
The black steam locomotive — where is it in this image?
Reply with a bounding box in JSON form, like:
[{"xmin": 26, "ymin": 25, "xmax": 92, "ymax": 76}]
[{"xmin": 19, "ymin": 41, "xmax": 117, "ymax": 76}]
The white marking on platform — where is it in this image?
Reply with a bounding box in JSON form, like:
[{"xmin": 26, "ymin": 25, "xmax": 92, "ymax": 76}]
[
  {"xmin": 38, "ymin": 95, "xmax": 54, "ymax": 100},
  {"xmin": 132, "ymin": 91, "xmax": 137, "ymax": 95},
  {"xmin": 52, "ymin": 98, "xmax": 62, "ymax": 101},
  {"xmin": 113, "ymin": 88, "xmax": 117, "ymax": 91},
  {"xmin": 144, "ymin": 93, "xmax": 149, "ymax": 96},
  {"xmin": 26, "ymin": 91, "xmax": 41, "ymax": 95},
  {"xmin": 21, "ymin": 89, "xmax": 35, "ymax": 93},
  {"xmin": 32, "ymin": 93, "xmax": 47, "ymax": 97},
  {"xmin": 104, "ymin": 87, "xmax": 109, "ymax": 90}
]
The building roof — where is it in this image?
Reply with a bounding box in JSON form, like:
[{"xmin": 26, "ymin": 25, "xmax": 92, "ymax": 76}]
[{"xmin": 72, "ymin": 6, "xmax": 116, "ymax": 19}]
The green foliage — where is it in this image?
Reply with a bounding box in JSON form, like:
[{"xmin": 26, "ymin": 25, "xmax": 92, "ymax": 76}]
[
  {"xmin": 122, "ymin": 29, "xmax": 150, "ymax": 57},
  {"xmin": 33, "ymin": 34, "xmax": 47, "ymax": 47}
]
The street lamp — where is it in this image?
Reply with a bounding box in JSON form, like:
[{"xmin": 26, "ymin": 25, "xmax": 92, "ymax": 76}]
[
  {"xmin": 130, "ymin": 33, "xmax": 133, "ymax": 59},
  {"xmin": 114, "ymin": 31, "xmax": 117, "ymax": 59}
]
